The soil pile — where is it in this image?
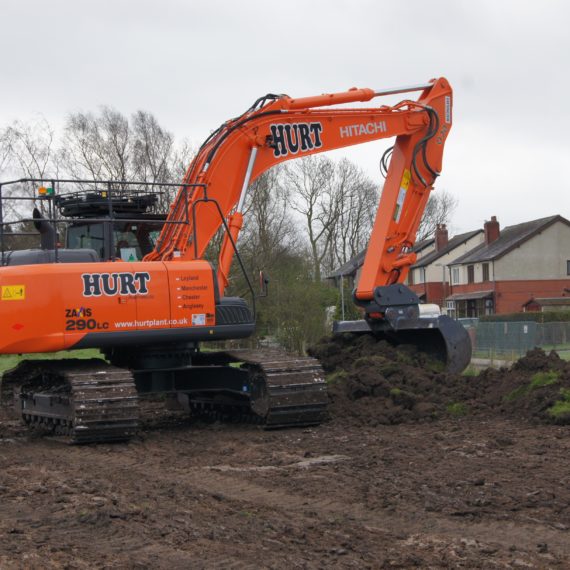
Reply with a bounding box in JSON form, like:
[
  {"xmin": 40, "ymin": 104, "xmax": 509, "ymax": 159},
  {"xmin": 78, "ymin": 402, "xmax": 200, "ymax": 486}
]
[
  {"xmin": 309, "ymin": 334, "xmax": 465, "ymax": 426},
  {"xmin": 477, "ymin": 348, "xmax": 570, "ymax": 423},
  {"xmin": 309, "ymin": 335, "xmax": 570, "ymax": 425}
]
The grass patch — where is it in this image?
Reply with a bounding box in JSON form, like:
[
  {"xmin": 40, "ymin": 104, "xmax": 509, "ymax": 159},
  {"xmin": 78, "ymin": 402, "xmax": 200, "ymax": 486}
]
[
  {"xmin": 547, "ymin": 388, "xmax": 570, "ymax": 420},
  {"xmin": 462, "ymin": 366, "xmax": 480, "ymax": 377},
  {"xmin": 504, "ymin": 370, "xmax": 560, "ymax": 402},
  {"xmin": 504, "ymin": 385, "xmax": 528, "ymax": 402},
  {"xmin": 529, "ymin": 370, "xmax": 559, "ymax": 388},
  {"xmin": 446, "ymin": 402, "xmax": 468, "ymax": 417},
  {"xmin": 0, "ymin": 349, "xmax": 104, "ymax": 375},
  {"xmin": 548, "ymin": 401, "xmax": 570, "ymax": 419},
  {"xmin": 326, "ymin": 370, "xmax": 348, "ymax": 385}
]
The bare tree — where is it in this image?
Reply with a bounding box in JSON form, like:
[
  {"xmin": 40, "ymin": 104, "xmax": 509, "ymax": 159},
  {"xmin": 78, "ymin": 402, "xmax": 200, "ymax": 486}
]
[
  {"xmin": 0, "ymin": 117, "xmax": 60, "ymax": 219},
  {"xmin": 60, "ymin": 106, "xmax": 131, "ymax": 181},
  {"xmin": 324, "ymin": 158, "xmax": 378, "ymax": 274},
  {"xmin": 3, "ymin": 116, "xmax": 59, "ymax": 180},
  {"xmin": 60, "ymin": 107, "xmax": 194, "ymax": 211},
  {"xmin": 131, "ymin": 110, "xmax": 183, "ymax": 211},
  {"xmin": 283, "ymin": 156, "xmax": 338, "ymax": 281},
  {"xmin": 171, "ymin": 138, "xmax": 195, "ymax": 180},
  {"xmin": 239, "ymin": 166, "xmax": 299, "ymax": 274},
  {"xmin": 283, "ymin": 156, "xmax": 378, "ymax": 281},
  {"xmin": 0, "ymin": 127, "xmax": 11, "ymax": 175},
  {"xmin": 415, "ymin": 190, "xmax": 458, "ymax": 242},
  {"xmin": 132, "ymin": 110, "xmax": 173, "ymax": 182},
  {"xmin": 159, "ymin": 138, "xmax": 196, "ymax": 210}
]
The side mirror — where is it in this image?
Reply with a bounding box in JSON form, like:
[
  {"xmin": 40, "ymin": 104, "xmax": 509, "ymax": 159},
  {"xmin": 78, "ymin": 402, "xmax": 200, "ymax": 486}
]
[
  {"xmin": 33, "ymin": 207, "xmax": 57, "ymax": 250},
  {"xmin": 259, "ymin": 271, "xmax": 269, "ymax": 298}
]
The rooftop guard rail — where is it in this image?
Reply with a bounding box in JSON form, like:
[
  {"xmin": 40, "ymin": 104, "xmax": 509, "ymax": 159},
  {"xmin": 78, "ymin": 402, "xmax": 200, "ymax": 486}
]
[
  {"xmin": 0, "ymin": 178, "xmax": 202, "ymax": 265},
  {"xmin": 0, "ymin": 177, "xmax": 257, "ymax": 319}
]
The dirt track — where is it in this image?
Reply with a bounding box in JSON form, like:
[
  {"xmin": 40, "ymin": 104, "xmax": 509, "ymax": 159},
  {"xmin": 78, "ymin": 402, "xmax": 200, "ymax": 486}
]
[{"xmin": 2, "ymin": 400, "xmax": 570, "ymax": 569}]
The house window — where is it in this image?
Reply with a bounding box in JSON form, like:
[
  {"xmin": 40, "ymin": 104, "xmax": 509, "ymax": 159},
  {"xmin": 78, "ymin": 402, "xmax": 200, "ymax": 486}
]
[
  {"xmin": 467, "ymin": 265, "xmax": 475, "ymax": 284},
  {"xmin": 408, "ymin": 269, "xmax": 414, "ymax": 285},
  {"xmin": 417, "ymin": 268, "xmax": 425, "ymax": 284},
  {"xmin": 482, "ymin": 263, "xmax": 490, "ymax": 282},
  {"xmin": 567, "ymin": 260, "xmax": 570, "ymax": 276},
  {"xmin": 452, "ymin": 267, "xmax": 459, "ymax": 284}
]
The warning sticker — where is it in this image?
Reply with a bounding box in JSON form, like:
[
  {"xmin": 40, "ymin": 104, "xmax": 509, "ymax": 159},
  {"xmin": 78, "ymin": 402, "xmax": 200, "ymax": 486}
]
[
  {"xmin": 400, "ymin": 168, "xmax": 411, "ymax": 191},
  {"xmin": 393, "ymin": 169, "xmax": 411, "ymax": 223},
  {"xmin": 2, "ymin": 285, "xmax": 25, "ymax": 301}
]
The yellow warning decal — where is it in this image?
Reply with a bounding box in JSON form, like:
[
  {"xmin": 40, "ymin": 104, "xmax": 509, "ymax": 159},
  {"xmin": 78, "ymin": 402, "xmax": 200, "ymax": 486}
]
[
  {"xmin": 400, "ymin": 168, "xmax": 411, "ymax": 191},
  {"xmin": 393, "ymin": 169, "xmax": 411, "ymax": 223},
  {"xmin": 1, "ymin": 285, "xmax": 25, "ymax": 301}
]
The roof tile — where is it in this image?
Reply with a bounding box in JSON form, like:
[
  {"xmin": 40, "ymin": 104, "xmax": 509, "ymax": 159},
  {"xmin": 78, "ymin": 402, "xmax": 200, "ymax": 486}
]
[{"xmin": 451, "ymin": 215, "xmax": 567, "ymax": 265}]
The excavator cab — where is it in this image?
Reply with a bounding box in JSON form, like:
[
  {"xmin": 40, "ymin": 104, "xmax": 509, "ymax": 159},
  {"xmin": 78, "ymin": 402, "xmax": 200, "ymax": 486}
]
[
  {"xmin": 56, "ymin": 189, "xmax": 166, "ymax": 262},
  {"xmin": 0, "ymin": 182, "xmax": 167, "ymax": 266}
]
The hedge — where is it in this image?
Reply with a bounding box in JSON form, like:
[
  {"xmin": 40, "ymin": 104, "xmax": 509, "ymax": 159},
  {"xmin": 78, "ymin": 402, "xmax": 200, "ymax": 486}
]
[{"xmin": 480, "ymin": 310, "xmax": 570, "ymax": 323}]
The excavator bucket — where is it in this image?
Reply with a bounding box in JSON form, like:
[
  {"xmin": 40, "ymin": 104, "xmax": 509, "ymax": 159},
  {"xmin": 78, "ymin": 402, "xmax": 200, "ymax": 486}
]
[{"xmin": 333, "ymin": 314, "xmax": 472, "ymax": 374}]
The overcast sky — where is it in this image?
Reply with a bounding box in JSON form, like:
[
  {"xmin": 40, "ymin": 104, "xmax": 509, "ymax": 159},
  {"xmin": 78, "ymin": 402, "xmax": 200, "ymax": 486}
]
[{"xmin": 1, "ymin": 0, "xmax": 569, "ymax": 234}]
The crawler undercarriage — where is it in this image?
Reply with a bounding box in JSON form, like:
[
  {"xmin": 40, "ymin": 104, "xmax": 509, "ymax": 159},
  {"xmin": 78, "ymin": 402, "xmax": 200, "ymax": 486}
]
[{"xmin": 0, "ymin": 349, "xmax": 328, "ymax": 444}]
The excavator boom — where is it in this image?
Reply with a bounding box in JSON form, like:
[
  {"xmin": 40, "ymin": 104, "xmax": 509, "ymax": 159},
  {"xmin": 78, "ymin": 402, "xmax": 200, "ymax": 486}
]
[{"xmin": 146, "ymin": 79, "xmax": 452, "ymax": 300}]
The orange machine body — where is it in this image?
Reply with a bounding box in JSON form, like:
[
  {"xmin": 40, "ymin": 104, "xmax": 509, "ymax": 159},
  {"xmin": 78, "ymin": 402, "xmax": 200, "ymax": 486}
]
[{"xmin": 0, "ymin": 260, "xmax": 228, "ymax": 353}]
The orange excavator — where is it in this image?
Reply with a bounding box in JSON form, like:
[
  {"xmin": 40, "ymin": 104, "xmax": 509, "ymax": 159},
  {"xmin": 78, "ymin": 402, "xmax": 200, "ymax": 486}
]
[{"xmin": 0, "ymin": 77, "xmax": 470, "ymax": 442}]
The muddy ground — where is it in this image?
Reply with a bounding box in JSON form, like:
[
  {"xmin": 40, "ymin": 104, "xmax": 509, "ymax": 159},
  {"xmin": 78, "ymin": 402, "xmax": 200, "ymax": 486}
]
[{"xmin": 2, "ymin": 346, "xmax": 570, "ymax": 568}]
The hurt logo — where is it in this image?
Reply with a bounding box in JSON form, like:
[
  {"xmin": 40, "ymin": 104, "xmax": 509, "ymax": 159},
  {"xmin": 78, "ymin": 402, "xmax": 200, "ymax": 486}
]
[
  {"xmin": 269, "ymin": 122, "xmax": 323, "ymax": 158},
  {"xmin": 81, "ymin": 272, "xmax": 151, "ymax": 297}
]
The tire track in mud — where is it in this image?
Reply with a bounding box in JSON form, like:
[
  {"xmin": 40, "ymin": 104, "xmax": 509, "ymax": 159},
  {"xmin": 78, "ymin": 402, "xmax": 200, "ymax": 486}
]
[
  {"xmin": 183, "ymin": 469, "xmax": 570, "ymax": 559},
  {"xmin": 51, "ymin": 434, "xmax": 570, "ymax": 562},
  {"xmin": 4, "ymin": 415, "xmax": 570, "ymax": 568}
]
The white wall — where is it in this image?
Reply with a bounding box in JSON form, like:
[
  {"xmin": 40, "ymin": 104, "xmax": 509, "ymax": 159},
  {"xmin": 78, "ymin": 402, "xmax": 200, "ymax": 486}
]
[
  {"xmin": 409, "ymin": 231, "xmax": 485, "ymax": 284},
  {"xmin": 449, "ymin": 220, "xmax": 570, "ymax": 284},
  {"xmin": 494, "ymin": 221, "xmax": 570, "ymax": 280}
]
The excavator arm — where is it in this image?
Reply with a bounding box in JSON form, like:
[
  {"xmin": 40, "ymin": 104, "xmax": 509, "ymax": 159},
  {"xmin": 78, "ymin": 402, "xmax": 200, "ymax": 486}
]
[
  {"xmin": 146, "ymin": 78, "xmax": 453, "ymax": 302},
  {"xmin": 146, "ymin": 77, "xmax": 470, "ymax": 373}
]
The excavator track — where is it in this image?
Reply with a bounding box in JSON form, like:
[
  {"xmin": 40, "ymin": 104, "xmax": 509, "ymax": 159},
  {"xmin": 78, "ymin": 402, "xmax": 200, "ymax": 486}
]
[
  {"xmin": 1, "ymin": 359, "xmax": 138, "ymax": 444},
  {"xmin": 189, "ymin": 349, "xmax": 328, "ymax": 428}
]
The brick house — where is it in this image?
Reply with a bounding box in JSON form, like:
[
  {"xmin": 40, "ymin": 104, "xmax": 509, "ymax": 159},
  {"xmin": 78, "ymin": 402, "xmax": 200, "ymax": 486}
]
[
  {"xmin": 446, "ymin": 215, "xmax": 570, "ymax": 318},
  {"xmin": 328, "ymin": 214, "xmax": 570, "ymax": 319},
  {"xmin": 406, "ymin": 225, "xmax": 484, "ymax": 308}
]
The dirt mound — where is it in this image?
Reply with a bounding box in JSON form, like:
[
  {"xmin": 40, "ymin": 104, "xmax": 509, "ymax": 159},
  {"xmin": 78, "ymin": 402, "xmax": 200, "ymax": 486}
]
[
  {"xmin": 512, "ymin": 347, "xmax": 568, "ymax": 373},
  {"xmin": 309, "ymin": 334, "xmax": 466, "ymax": 426},
  {"xmin": 476, "ymin": 349, "xmax": 570, "ymax": 423},
  {"xmin": 309, "ymin": 336, "xmax": 570, "ymax": 426}
]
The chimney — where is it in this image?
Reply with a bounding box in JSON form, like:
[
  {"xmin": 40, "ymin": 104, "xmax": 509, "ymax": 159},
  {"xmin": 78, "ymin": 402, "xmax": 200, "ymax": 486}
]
[
  {"xmin": 435, "ymin": 224, "xmax": 448, "ymax": 252},
  {"xmin": 484, "ymin": 216, "xmax": 500, "ymax": 244}
]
